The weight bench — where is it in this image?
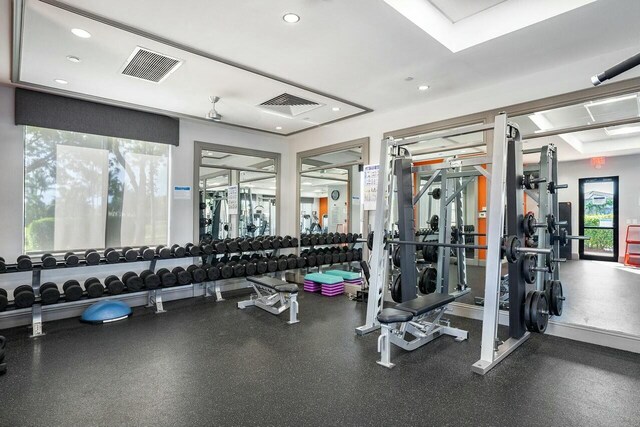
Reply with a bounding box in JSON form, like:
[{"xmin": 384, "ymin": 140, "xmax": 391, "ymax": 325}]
[
  {"xmin": 376, "ymin": 293, "xmax": 468, "ymax": 368},
  {"xmin": 237, "ymin": 276, "xmax": 300, "ymax": 324}
]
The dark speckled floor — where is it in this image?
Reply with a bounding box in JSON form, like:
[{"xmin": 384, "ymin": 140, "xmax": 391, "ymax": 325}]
[{"xmin": 0, "ymin": 290, "xmax": 639, "ymax": 426}]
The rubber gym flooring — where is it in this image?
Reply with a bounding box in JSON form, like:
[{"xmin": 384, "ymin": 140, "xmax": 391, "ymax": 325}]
[
  {"xmin": 0, "ymin": 288, "xmax": 639, "ymax": 426},
  {"xmin": 452, "ymin": 260, "xmax": 640, "ymax": 336}
]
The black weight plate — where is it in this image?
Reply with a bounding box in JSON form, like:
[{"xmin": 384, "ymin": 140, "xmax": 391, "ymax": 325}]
[
  {"xmin": 176, "ymin": 271, "xmax": 192, "ymax": 285},
  {"xmin": 158, "ymin": 247, "xmax": 172, "ymax": 258},
  {"xmin": 105, "ymin": 250, "xmax": 120, "ymax": 264},
  {"xmin": 267, "ymin": 259, "xmax": 278, "ymax": 273},
  {"xmin": 310, "ymin": 235, "xmax": 318, "ymax": 246},
  {"xmin": 85, "ymin": 251, "xmax": 101, "ymax": 265},
  {"xmin": 0, "ymin": 294, "xmax": 7, "ymax": 312},
  {"xmin": 125, "ymin": 275, "xmax": 144, "ymax": 292},
  {"xmin": 338, "ymin": 252, "xmax": 347, "ymax": 263},
  {"xmin": 39, "ymin": 283, "xmax": 60, "ymax": 305},
  {"xmin": 239, "ymin": 240, "xmax": 251, "ymax": 252},
  {"xmin": 549, "ymin": 280, "xmax": 563, "ymax": 316},
  {"xmin": 256, "ymin": 261, "xmax": 268, "ymax": 274},
  {"xmin": 63, "ymin": 280, "xmax": 83, "ymax": 301},
  {"xmin": 296, "ymin": 257, "xmax": 306, "ymax": 268},
  {"xmin": 393, "ymin": 246, "xmax": 401, "ymax": 268},
  {"xmin": 521, "ymin": 254, "xmax": 537, "ymax": 285},
  {"xmin": 306, "ymin": 255, "xmax": 317, "ymax": 268},
  {"xmin": 532, "ymin": 291, "xmax": 549, "ymax": 333},
  {"xmin": 207, "ymin": 266, "xmax": 221, "ymax": 281},
  {"xmin": 86, "ymin": 283, "xmax": 104, "ymax": 298},
  {"xmin": 245, "ymin": 263, "xmax": 257, "ymax": 276},
  {"xmin": 17, "ymin": 257, "xmax": 33, "ymax": 271},
  {"xmin": 287, "ymin": 258, "xmax": 297, "ymax": 270},
  {"xmin": 345, "ymin": 251, "xmax": 354, "ymax": 262},
  {"xmin": 524, "ymin": 291, "xmax": 535, "ymax": 332},
  {"xmin": 271, "ymin": 239, "xmax": 282, "ymax": 250},
  {"xmin": 391, "ymin": 274, "xmax": 402, "ymax": 303},
  {"xmin": 123, "ymin": 249, "xmax": 138, "ymax": 262},
  {"xmin": 233, "ymin": 264, "xmax": 246, "ymax": 277},
  {"xmin": 219, "ymin": 265, "xmax": 233, "ymax": 279},
  {"xmin": 41, "ymin": 255, "xmax": 57, "ymax": 269},
  {"xmin": 331, "ymin": 253, "xmax": 340, "ymax": 264},
  {"xmin": 250, "ymin": 240, "xmax": 262, "ymax": 251},
  {"xmin": 423, "ymin": 245, "xmax": 438, "ymax": 263},
  {"xmin": 64, "ymin": 253, "xmax": 79, "ymax": 266},
  {"xmin": 190, "ymin": 268, "xmax": 207, "ymax": 283},
  {"xmin": 277, "ymin": 259, "xmax": 288, "ymax": 271}
]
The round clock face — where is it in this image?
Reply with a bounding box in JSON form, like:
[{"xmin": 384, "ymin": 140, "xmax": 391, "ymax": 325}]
[{"xmin": 331, "ymin": 190, "xmax": 340, "ymax": 201}]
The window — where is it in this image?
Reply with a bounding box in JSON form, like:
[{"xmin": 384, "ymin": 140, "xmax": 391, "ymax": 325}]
[{"xmin": 24, "ymin": 126, "xmax": 169, "ymax": 253}]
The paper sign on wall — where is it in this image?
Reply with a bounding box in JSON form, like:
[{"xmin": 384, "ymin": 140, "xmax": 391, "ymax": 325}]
[
  {"xmin": 173, "ymin": 186, "xmax": 192, "ymax": 200},
  {"xmin": 227, "ymin": 185, "xmax": 239, "ymax": 214},
  {"xmin": 363, "ymin": 164, "xmax": 379, "ymax": 211}
]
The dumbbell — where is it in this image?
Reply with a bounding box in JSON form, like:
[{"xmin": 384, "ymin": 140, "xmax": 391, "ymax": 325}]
[
  {"xmin": 139, "ymin": 246, "xmax": 156, "ymax": 261},
  {"xmin": 171, "ymin": 244, "xmax": 186, "ymax": 258},
  {"xmin": 39, "ymin": 282, "xmax": 60, "ymax": 305},
  {"xmin": 0, "ymin": 257, "xmax": 5, "ymax": 273},
  {"xmin": 0, "ymin": 288, "xmax": 7, "ymax": 311},
  {"xmin": 306, "ymin": 253, "xmax": 317, "ymax": 268},
  {"xmin": 271, "ymin": 237, "xmax": 282, "ymax": 250},
  {"xmin": 84, "ymin": 277, "xmax": 105, "ymax": 298},
  {"xmin": 122, "ymin": 247, "xmax": 139, "ymax": 262},
  {"xmin": 187, "ymin": 265, "xmax": 207, "ymax": 283},
  {"xmin": 156, "ymin": 245, "xmax": 172, "ymax": 259},
  {"xmin": 104, "ymin": 248, "xmax": 120, "ymax": 264},
  {"xmin": 215, "ymin": 262, "xmax": 233, "ymax": 279},
  {"xmin": 286, "ymin": 255, "xmax": 297, "ymax": 270},
  {"xmin": 238, "ymin": 239, "xmax": 251, "ymax": 252},
  {"xmin": 104, "ymin": 276, "xmax": 125, "ymax": 295},
  {"xmin": 14, "ymin": 285, "xmax": 35, "ymax": 308},
  {"xmin": 245, "ymin": 260, "xmax": 257, "ymax": 276},
  {"xmin": 227, "ymin": 240, "xmax": 240, "ymax": 253},
  {"xmin": 260, "ymin": 238, "xmax": 272, "ymax": 250},
  {"xmin": 156, "ymin": 268, "xmax": 177, "ymax": 287},
  {"xmin": 122, "ymin": 272, "xmax": 144, "ymax": 292},
  {"xmin": 41, "ymin": 253, "xmax": 57, "ymax": 269},
  {"xmin": 172, "ymin": 267, "xmax": 193, "ymax": 285},
  {"xmin": 332, "ymin": 234, "xmax": 341, "ymax": 244},
  {"xmin": 301, "ymin": 235, "xmax": 311, "ymax": 246},
  {"xmin": 338, "ymin": 251, "xmax": 347, "ymax": 263},
  {"xmin": 84, "ymin": 249, "xmax": 101, "ymax": 266},
  {"xmin": 256, "ymin": 258, "xmax": 268, "ymax": 274},
  {"xmin": 274, "ymin": 256, "xmax": 286, "ymax": 271},
  {"xmin": 140, "ymin": 270, "xmax": 161, "ymax": 289},
  {"xmin": 64, "ymin": 252, "xmax": 79, "ymax": 266},
  {"xmin": 265, "ymin": 257, "xmax": 278, "ymax": 273},
  {"xmin": 205, "ymin": 265, "xmax": 221, "ymax": 281},
  {"xmin": 185, "ymin": 243, "xmax": 202, "ymax": 256},
  {"xmin": 345, "ymin": 250, "xmax": 354, "ymax": 262},
  {"xmin": 230, "ymin": 261, "xmax": 245, "ymax": 277},
  {"xmin": 17, "ymin": 255, "xmax": 32, "ymax": 271},
  {"xmin": 62, "ymin": 280, "xmax": 83, "ymax": 301},
  {"xmin": 250, "ymin": 239, "xmax": 262, "ymax": 251},
  {"xmin": 318, "ymin": 234, "xmax": 327, "ymax": 245},
  {"xmin": 346, "ymin": 233, "xmax": 354, "ymax": 243},
  {"xmin": 199, "ymin": 242, "xmax": 214, "ymax": 255},
  {"xmin": 309, "ymin": 234, "xmax": 318, "ymax": 246},
  {"xmin": 281, "ymin": 236, "xmax": 291, "ymax": 248}
]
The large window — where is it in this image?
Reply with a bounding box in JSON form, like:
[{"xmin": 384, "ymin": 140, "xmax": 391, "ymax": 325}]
[{"xmin": 24, "ymin": 126, "xmax": 169, "ymax": 253}]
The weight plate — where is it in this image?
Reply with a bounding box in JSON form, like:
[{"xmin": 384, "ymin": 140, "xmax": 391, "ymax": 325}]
[
  {"xmin": 549, "ymin": 280, "xmax": 564, "ymax": 316},
  {"xmin": 429, "ymin": 215, "xmax": 439, "ymax": 231},
  {"xmin": 532, "ymin": 291, "xmax": 549, "ymax": 333},
  {"xmin": 391, "ymin": 274, "xmax": 402, "ymax": 303},
  {"xmin": 521, "ymin": 254, "xmax": 537, "ymax": 285},
  {"xmin": 524, "ymin": 291, "xmax": 535, "ymax": 332},
  {"xmin": 392, "ymin": 246, "xmax": 401, "ymax": 268}
]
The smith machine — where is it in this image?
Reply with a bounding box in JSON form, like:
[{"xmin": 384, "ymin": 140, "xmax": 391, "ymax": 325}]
[{"xmin": 356, "ymin": 113, "xmax": 573, "ymax": 374}]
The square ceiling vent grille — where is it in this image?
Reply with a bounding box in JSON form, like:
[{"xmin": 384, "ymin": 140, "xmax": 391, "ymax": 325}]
[
  {"xmin": 259, "ymin": 93, "xmax": 323, "ymax": 117},
  {"xmin": 121, "ymin": 47, "xmax": 183, "ymax": 83}
]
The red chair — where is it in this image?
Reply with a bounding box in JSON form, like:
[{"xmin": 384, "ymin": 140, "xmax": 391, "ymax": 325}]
[{"xmin": 623, "ymin": 225, "xmax": 640, "ymax": 266}]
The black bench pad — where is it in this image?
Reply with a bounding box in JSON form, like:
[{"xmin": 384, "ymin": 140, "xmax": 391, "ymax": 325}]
[
  {"xmin": 396, "ymin": 293, "xmax": 454, "ymax": 316},
  {"xmin": 248, "ymin": 276, "xmax": 298, "ymax": 294},
  {"xmin": 378, "ymin": 308, "xmax": 414, "ymax": 324}
]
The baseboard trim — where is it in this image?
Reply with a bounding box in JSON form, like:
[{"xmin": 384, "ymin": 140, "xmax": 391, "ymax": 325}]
[{"xmin": 448, "ymin": 302, "xmax": 640, "ymax": 354}]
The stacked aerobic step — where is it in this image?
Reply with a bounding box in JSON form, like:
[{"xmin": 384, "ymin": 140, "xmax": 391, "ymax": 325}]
[
  {"xmin": 303, "ymin": 273, "xmax": 345, "ymax": 296},
  {"xmin": 324, "ymin": 270, "xmax": 362, "ymax": 287}
]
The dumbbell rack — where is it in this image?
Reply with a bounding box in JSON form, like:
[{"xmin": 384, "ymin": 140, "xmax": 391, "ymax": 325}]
[
  {"xmin": 300, "ymin": 241, "xmax": 362, "ymax": 274},
  {"xmin": 0, "ymin": 254, "xmax": 201, "ymax": 337}
]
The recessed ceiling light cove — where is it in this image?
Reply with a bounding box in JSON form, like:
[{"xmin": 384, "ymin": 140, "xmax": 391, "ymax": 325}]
[
  {"xmin": 283, "ymin": 13, "xmax": 300, "ymax": 23},
  {"xmin": 71, "ymin": 28, "xmax": 91, "ymax": 38}
]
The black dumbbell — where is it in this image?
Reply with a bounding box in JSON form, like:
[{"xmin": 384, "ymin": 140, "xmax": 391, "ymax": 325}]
[
  {"xmin": 250, "ymin": 239, "xmax": 262, "ymax": 251},
  {"xmin": 41, "ymin": 253, "xmax": 57, "ymax": 269},
  {"xmin": 286, "ymin": 255, "xmax": 297, "ymax": 270},
  {"xmin": 122, "ymin": 272, "xmax": 144, "ymax": 292},
  {"xmin": 227, "ymin": 240, "xmax": 240, "ymax": 253},
  {"xmin": 187, "ymin": 265, "xmax": 207, "ymax": 283},
  {"xmin": 62, "ymin": 280, "xmax": 83, "ymax": 301},
  {"xmin": 0, "ymin": 257, "xmax": 5, "ymax": 273},
  {"xmin": 84, "ymin": 278, "xmax": 105, "ymax": 298},
  {"xmin": 205, "ymin": 265, "xmax": 221, "ymax": 281},
  {"xmin": 276, "ymin": 257, "xmax": 288, "ymax": 271},
  {"xmin": 245, "ymin": 261, "xmax": 257, "ymax": 276},
  {"xmin": 296, "ymin": 256, "xmax": 306, "ymax": 268},
  {"xmin": 156, "ymin": 245, "xmax": 172, "ymax": 259},
  {"xmin": 185, "ymin": 243, "xmax": 202, "ymax": 256},
  {"xmin": 345, "ymin": 250, "xmax": 354, "ymax": 262},
  {"xmin": 140, "ymin": 270, "xmax": 161, "ymax": 289},
  {"xmin": 156, "ymin": 268, "xmax": 177, "ymax": 287},
  {"xmin": 306, "ymin": 254, "xmax": 317, "ymax": 268},
  {"xmin": 172, "ymin": 267, "xmax": 193, "ymax": 285},
  {"xmin": 256, "ymin": 259, "xmax": 268, "ymax": 274},
  {"xmin": 281, "ymin": 236, "xmax": 291, "ymax": 248},
  {"xmin": 239, "ymin": 239, "xmax": 251, "ymax": 252},
  {"xmin": 0, "ymin": 288, "xmax": 7, "ymax": 311},
  {"xmin": 84, "ymin": 249, "xmax": 101, "ymax": 266},
  {"xmin": 104, "ymin": 248, "xmax": 120, "ymax": 264},
  {"xmin": 272, "ymin": 238, "xmax": 282, "ymax": 250},
  {"xmin": 64, "ymin": 252, "xmax": 79, "ymax": 266},
  {"xmin": 231, "ymin": 262, "xmax": 246, "ymax": 277},
  {"xmin": 139, "ymin": 246, "xmax": 155, "ymax": 261},
  {"xmin": 104, "ymin": 276, "xmax": 125, "ymax": 295},
  {"xmin": 14, "ymin": 285, "xmax": 35, "ymax": 308},
  {"xmin": 122, "ymin": 247, "xmax": 139, "ymax": 262},
  {"xmin": 216, "ymin": 262, "xmax": 233, "ymax": 279},
  {"xmin": 318, "ymin": 234, "xmax": 327, "ymax": 245},
  {"xmin": 200, "ymin": 243, "xmax": 214, "ymax": 255},
  {"xmin": 17, "ymin": 255, "xmax": 32, "ymax": 271},
  {"xmin": 171, "ymin": 244, "xmax": 186, "ymax": 258},
  {"xmin": 39, "ymin": 282, "xmax": 60, "ymax": 305}
]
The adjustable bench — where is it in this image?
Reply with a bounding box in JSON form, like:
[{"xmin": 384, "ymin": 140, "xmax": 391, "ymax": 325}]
[
  {"xmin": 376, "ymin": 293, "xmax": 468, "ymax": 368},
  {"xmin": 237, "ymin": 276, "xmax": 300, "ymax": 324}
]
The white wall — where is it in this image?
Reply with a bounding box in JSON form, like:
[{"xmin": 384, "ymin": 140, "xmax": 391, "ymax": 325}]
[{"xmin": 558, "ymin": 154, "xmax": 640, "ymax": 260}]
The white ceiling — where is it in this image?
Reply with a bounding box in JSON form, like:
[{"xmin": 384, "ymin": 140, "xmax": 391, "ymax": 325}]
[{"xmin": 3, "ymin": 0, "xmax": 640, "ymax": 137}]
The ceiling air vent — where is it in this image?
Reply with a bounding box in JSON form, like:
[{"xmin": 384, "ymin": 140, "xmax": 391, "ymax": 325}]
[
  {"xmin": 121, "ymin": 47, "xmax": 183, "ymax": 83},
  {"xmin": 259, "ymin": 93, "xmax": 323, "ymax": 117}
]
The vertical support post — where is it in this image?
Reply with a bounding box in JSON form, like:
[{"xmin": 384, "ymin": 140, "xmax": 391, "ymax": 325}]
[
  {"xmin": 475, "ymin": 114, "xmax": 509, "ymax": 366},
  {"xmin": 356, "ymin": 138, "xmax": 394, "ymax": 335},
  {"xmin": 396, "ymin": 157, "xmax": 417, "ymax": 302},
  {"xmin": 550, "ymin": 147, "xmax": 561, "ymax": 282},
  {"xmin": 536, "ymin": 146, "xmax": 552, "ymax": 291},
  {"xmin": 30, "ymin": 269, "xmax": 44, "ymax": 337},
  {"xmin": 506, "ymin": 130, "xmax": 526, "ymax": 339},
  {"xmin": 455, "ymin": 175, "xmax": 468, "ymax": 290},
  {"xmin": 436, "ymin": 170, "xmax": 451, "ymax": 293},
  {"xmin": 376, "ymin": 324, "xmax": 395, "ymax": 368}
]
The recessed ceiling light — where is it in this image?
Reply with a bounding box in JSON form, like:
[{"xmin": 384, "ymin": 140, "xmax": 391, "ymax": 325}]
[
  {"xmin": 54, "ymin": 79, "xmax": 68, "ymax": 85},
  {"xmin": 418, "ymin": 85, "xmax": 430, "ymax": 91},
  {"xmin": 66, "ymin": 55, "xmax": 81, "ymax": 63},
  {"xmin": 283, "ymin": 13, "xmax": 300, "ymax": 23},
  {"xmin": 71, "ymin": 28, "xmax": 91, "ymax": 38},
  {"xmin": 275, "ymin": 126, "xmax": 283, "ymax": 130},
  {"xmin": 332, "ymin": 107, "xmax": 341, "ymax": 112}
]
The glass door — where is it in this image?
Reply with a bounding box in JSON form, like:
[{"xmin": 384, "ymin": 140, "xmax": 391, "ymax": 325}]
[{"xmin": 579, "ymin": 176, "xmax": 619, "ymax": 261}]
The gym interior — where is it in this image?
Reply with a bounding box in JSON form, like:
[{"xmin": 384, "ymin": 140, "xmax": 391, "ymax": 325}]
[{"xmin": 1, "ymin": 1, "xmax": 640, "ymax": 426}]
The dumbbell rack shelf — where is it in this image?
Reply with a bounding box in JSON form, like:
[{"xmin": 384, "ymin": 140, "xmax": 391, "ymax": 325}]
[{"xmin": 0, "ymin": 256, "xmax": 202, "ymax": 337}]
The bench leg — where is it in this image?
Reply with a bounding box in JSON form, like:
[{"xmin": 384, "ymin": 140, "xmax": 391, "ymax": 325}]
[
  {"xmin": 287, "ymin": 294, "xmax": 300, "ymax": 325},
  {"xmin": 376, "ymin": 324, "xmax": 395, "ymax": 369}
]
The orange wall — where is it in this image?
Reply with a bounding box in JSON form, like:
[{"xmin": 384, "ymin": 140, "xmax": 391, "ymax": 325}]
[{"xmin": 318, "ymin": 197, "xmax": 328, "ymax": 227}]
